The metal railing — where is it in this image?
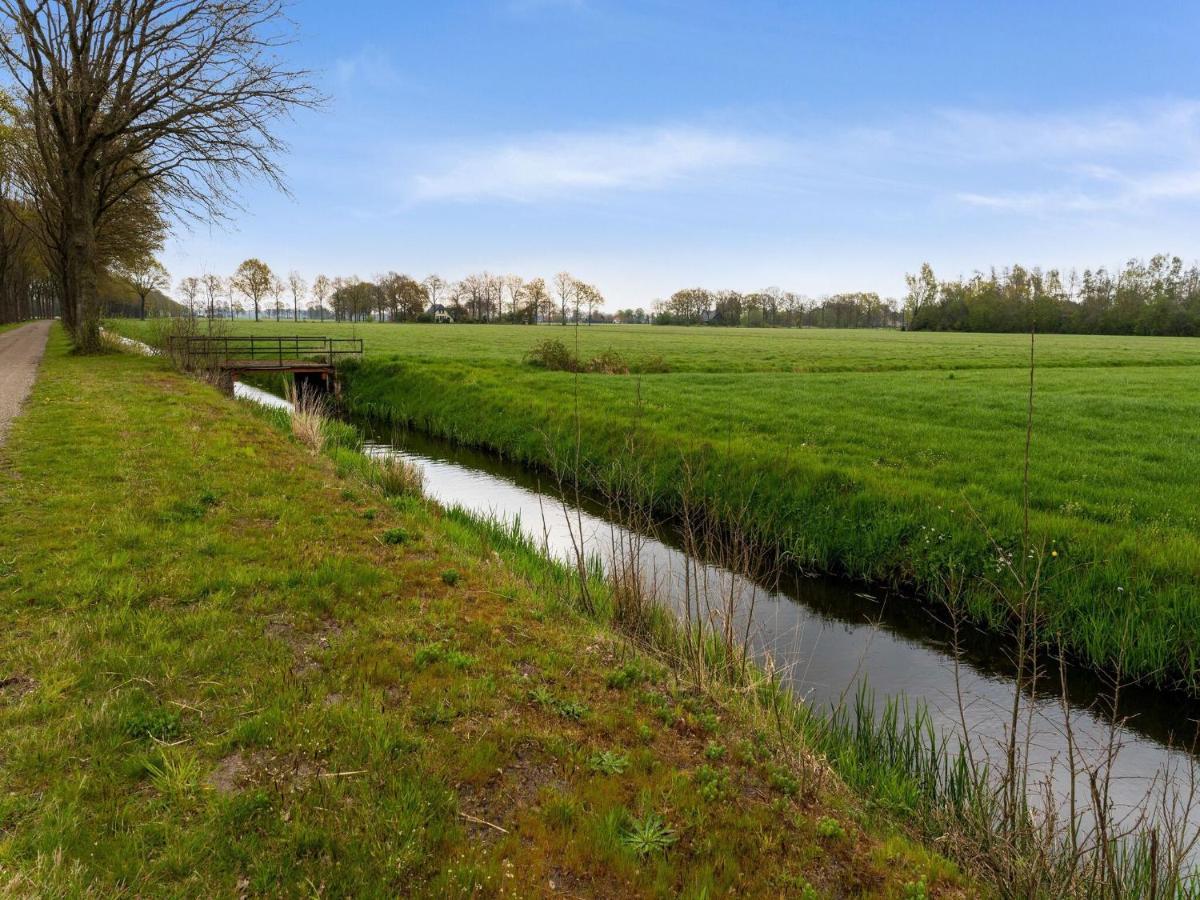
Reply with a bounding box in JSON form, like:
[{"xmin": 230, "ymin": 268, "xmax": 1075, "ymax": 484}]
[{"xmin": 167, "ymin": 335, "xmax": 364, "ymax": 369}]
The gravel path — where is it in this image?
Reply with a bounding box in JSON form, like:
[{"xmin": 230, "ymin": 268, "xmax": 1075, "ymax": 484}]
[{"xmin": 0, "ymin": 321, "xmax": 52, "ymax": 447}]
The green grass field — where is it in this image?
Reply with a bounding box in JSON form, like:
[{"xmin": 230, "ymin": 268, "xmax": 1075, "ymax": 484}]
[
  {"xmin": 114, "ymin": 320, "xmax": 1200, "ymax": 690},
  {"xmin": 120, "ymin": 317, "xmax": 1200, "ymax": 373},
  {"xmin": 0, "ymin": 327, "xmax": 961, "ymax": 896}
]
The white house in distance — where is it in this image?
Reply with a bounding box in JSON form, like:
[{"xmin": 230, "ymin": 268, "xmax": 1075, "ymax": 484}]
[{"xmin": 426, "ymin": 303, "xmax": 454, "ymax": 323}]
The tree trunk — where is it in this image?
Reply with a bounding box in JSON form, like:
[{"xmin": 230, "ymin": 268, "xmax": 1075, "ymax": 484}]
[{"xmin": 59, "ymin": 178, "xmax": 102, "ymax": 352}]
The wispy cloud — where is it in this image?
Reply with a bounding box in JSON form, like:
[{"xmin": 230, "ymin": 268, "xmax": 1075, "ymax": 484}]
[
  {"xmin": 932, "ymin": 101, "xmax": 1200, "ymax": 214},
  {"xmin": 333, "ymin": 46, "xmax": 407, "ymax": 91},
  {"xmin": 411, "ymin": 126, "xmax": 782, "ymax": 202},
  {"xmin": 401, "ymin": 100, "xmax": 1200, "ymax": 219}
]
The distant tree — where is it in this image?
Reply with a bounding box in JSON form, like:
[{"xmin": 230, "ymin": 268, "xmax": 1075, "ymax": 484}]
[
  {"xmin": 904, "ymin": 263, "xmax": 938, "ymax": 330},
  {"xmin": 576, "ymin": 281, "xmax": 604, "ymax": 323},
  {"xmin": 287, "ymin": 271, "xmax": 307, "ymax": 322},
  {"xmin": 524, "ymin": 277, "xmax": 551, "ymax": 324},
  {"xmin": 396, "ymin": 275, "xmax": 428, "ymax": 320},
  {"xmin": 116, "ymin": 258, "xmax": 170, "ymax": 320},
  {"xmin": 376, "ymin": 272, "xmax": 425, "ymax": 321},
  {"xmin": 666, "ymin": 287, "xmax": 712, "ymax": 324},
  {"xmin": 231, "ymin": 258, "xmax": 274, "ymax": 322},
  {"xmin": 269, "ymin": 275, "xmax": 286, "ymax": 321},
  {"xmin": 503, "ymin": 275, "xmax": 525, "ymax": 321},
  {"xmin": 330, "ymin": 277, "xmax": 346, "ymax": 321},
  {"xmin": 178, "ymin": 276, "xmax": 201, "ymax": 318},
  {"xmin": 201, "ymin": 274, "xmax": 224, "ymax": 320},
  {"xmin": 311, "ymin": 274, "xmax": 331, "ymax": 321},
  {"xmin": 712, "ymin": 290, "xmax": 743, "ymax": 325},
  {"xmin": 422, "ymin": 274, "xmax": 445, "ymax": 311},
  {"xmin": 554, "ymin": 272, "xmax": 576, "ymax": 325}
]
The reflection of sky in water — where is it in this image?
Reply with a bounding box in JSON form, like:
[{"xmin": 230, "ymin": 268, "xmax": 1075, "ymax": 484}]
[
  {"xmin": 234, "ymin": 381, "xmax": 293, "ymax": 411},
  {"xmin": 230, "ymin": 378, "xmax": 1200, "ymax": 858}
]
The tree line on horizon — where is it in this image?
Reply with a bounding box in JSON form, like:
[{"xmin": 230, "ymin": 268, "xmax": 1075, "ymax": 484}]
[
  {"xmin": 165, "ymin": 254, "xmax": 1200, "ymax": 338},
  {"xmin": 643, "ymin": 288, "xmax": 904, "ymax": 328},
  {"xmin": 630, "ymin": 254, "xmax": 1200, "ymax": 335},
  {"xmin": 174, "ymin": 261, "xmax": 609, "ymax": 325},
  {"xmin": 902, "ymin": 257, "xmax": 1200, "ymax": 336}
]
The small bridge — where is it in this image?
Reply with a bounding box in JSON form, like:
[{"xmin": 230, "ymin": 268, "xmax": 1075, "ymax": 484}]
[{"xmin": 167, "ymin": 335, "xmax": 364, "ymax": 394}]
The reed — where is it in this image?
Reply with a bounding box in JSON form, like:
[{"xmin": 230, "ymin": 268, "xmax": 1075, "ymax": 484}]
[{"xmin": 287, "ymin": 384, "xmax": 328, "ymax": 453}]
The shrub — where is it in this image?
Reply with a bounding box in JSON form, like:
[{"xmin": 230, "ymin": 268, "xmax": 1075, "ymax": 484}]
[
  {"xmin": 524, "ymin": 339, "xmax": 579, "ymax": 372},
  {"xmin": 636, "ymin": 354, "xmax": 670, "ymax": 374},
  {"xmin": 524, "ymin": 340, "xmax": 639, "ymax": 375},
  {"xmin": 585, "ymin": 349, "xmax": 629, "ymax": 375}
]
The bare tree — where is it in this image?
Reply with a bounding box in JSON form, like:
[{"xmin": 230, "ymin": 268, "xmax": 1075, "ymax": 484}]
[
  {"xmin": 177, "ymin": 275, "xmax": 200, "ymax": 317},
  {"xmin": 422, "ymin": 274, "xmax": 444, "ymax": 312},
  {"xmin": 311, "ymin": 273, "xmax": 330, "ymax": 321},
  {"xmin": 554, "ymin": 271, "xmax": 575, "ymax": 325},
  {"xmin": 201, "ymin": 273, "xmax": 223, "ymax": 320},
  {"xmin": 503, "ymin": 274, "xmax": 524, "ymax": 321},
  {"xmin": 0, "ymin": 0, "xmax": 319, "ymax": 350},
  {"xmin": 287, "ymin": 270, "xmax": 307, "ymax": 323},
  {"xmin": 269, "ymin": 273, "xmax": 285, "ymax": 321}
]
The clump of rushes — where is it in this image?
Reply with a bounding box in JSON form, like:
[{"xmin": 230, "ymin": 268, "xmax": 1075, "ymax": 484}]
[
  {"xmin": 380, "ymin": 527, "xmax": 409, "ymax": 546},
  {"xmin": 440, "ymin": 569, "xmax": 460, "ymax": 586},
  {"xmin": 369, "ymin": 453, "xmax": 424, "ymax": 498},
  {"xmin": 524, "ymin": 338, "xmax": 579, "ymax": 372}
]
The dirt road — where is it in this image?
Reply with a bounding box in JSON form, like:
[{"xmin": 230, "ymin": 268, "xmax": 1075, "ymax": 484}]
[{"xmin": 0, "ymin": 321, "xmax": 52, "ymax": 447}]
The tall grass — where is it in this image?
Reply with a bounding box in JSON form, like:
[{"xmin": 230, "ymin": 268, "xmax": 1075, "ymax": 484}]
[{"xmin": 287, "ymin": 385, "xmax": 328, "ymax": 453}]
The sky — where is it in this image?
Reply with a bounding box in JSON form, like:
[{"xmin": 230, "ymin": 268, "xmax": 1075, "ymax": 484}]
[{"xmin": 162, "ymin": 0, "xmax": 1200, "ymax": 308}]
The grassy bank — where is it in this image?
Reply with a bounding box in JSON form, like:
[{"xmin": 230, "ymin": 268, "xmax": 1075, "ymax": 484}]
[
  {"xmin": 0, "ymin": 327, "xmax": 963, "ymax": 896},
  {"xmin": 110, "ymin": 320, "xmax": 1200, "ymax": 690}
]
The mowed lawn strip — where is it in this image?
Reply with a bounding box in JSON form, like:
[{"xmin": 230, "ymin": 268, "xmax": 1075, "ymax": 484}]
[{"xmin": 0, "ymin": 328, "xmax": 964, "ymax": 897}]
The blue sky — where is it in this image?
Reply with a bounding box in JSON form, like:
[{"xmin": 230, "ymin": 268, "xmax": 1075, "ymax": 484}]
[{"xmin": 163, "ymin": 0, "xmax": 1200, "ymax": 307}]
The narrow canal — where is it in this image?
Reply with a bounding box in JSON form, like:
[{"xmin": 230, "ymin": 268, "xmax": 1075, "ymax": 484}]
[{"xmin": 234, "ymin": 380, "xmax": 1200, "ymax": 855}]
